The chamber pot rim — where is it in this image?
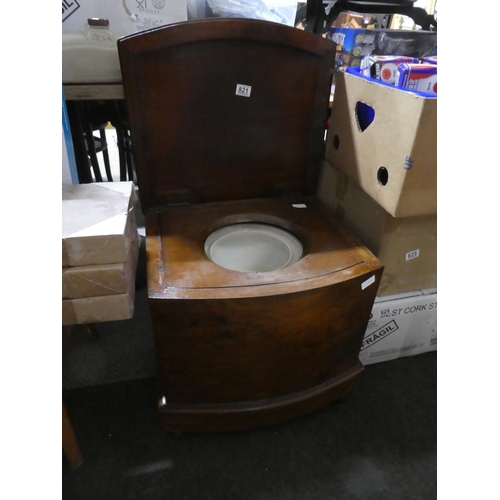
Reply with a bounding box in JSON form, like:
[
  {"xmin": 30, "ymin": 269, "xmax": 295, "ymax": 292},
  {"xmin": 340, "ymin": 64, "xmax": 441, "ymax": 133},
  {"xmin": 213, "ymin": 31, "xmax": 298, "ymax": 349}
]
[{"xmin": 204, "ymin": 222, "xmax": 303, "ymax": 273}]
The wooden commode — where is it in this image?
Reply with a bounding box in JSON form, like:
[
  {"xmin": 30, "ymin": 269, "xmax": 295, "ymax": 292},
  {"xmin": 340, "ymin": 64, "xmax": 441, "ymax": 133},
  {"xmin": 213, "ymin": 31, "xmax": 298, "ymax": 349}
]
[{"xmin": 118, "ymin": 19, "xmax": 383, "ymax": 432}]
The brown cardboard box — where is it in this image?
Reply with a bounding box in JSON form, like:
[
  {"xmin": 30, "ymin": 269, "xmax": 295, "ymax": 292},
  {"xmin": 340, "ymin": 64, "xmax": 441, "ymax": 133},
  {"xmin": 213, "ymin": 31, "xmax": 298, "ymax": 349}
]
[
  {"xmin": 62, "ymin": 254, "xmax": 137, "ymax": 325},
  {"xmin": 62, "ymin": 300, "xmax": 78, "ymax": 325},
  {"xmin": 325, "ymin": 69, "xmax": 437, "ymax": 218},
  {"xmin": 318, "ymin": 162, "xmax": 436, "ymax": 296},
  {"xmin": 62, "ymin": 182, "xmax": 138, "ymax": 267},
  {"xmin": 62, "ymin": 221, "xmax": 139, "ymax": 299},
  {"xmin": 62, "ymin": 289, "xmax": 135, "ymax": 326}
]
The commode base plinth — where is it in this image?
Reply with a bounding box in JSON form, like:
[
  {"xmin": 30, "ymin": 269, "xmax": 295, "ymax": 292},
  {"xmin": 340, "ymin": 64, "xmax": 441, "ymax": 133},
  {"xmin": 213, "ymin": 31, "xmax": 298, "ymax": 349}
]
[{"xmin": 158, "ymin": 360, "xmax": 364, "ymax": 433}]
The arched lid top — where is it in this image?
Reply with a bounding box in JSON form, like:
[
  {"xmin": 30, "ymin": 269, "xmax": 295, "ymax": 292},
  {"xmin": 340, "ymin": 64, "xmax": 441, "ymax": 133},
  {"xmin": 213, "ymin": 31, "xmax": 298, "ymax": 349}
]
[
  {"xmin": 119, "ymin": 17, "xmax": 336, "ymax": 55},
  {"xmin": 118, "ymin": 19, "xmax": 336, "ymax": 211}
]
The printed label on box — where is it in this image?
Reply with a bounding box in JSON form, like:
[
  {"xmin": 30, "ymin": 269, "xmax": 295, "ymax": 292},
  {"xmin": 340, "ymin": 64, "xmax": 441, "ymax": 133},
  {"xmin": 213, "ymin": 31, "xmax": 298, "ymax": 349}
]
[
  {"xmin": 406, "ymin": 249, "xmax": 420, "ymax": 261},
  {"xmin": 360, "ymin": 320, "xmax": 398, "ymax": 351},
  {"xmin": 360, "ymin": 289, "xmax": 437, "ymax": 365},
  {"xmin": 62, "ymin": 0, "xmax": 80, "ymax": 22},
  {"xmin": 236, "ymin": 84, "xmax": 252, "ymax": 97}
]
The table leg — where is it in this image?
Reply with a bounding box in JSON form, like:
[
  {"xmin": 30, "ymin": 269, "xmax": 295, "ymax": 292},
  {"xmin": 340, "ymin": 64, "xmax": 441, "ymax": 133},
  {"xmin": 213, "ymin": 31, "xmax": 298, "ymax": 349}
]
[{"xmin": 62, "ymin": 402, "xmax": 83, "ymax": 468}]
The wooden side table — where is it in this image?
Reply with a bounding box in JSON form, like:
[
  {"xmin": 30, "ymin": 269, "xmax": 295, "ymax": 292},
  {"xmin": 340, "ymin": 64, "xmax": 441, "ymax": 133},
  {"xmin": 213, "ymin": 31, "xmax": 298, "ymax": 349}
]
[{"xmin": 62, "ymin": 402, "xmax": 83, "ymax": 468}]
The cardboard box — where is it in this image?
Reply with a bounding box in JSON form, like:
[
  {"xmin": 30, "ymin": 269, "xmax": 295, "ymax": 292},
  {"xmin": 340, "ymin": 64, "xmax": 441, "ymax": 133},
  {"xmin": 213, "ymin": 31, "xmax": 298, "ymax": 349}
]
[
  {"xmin": 62, "ymin": 241, "xmax": 138, "ymax": 325},
  {"xmin": 62, "ymin": 182, "xmax": 137, "ymax": 267},
  {"xmin": 331, "ymin": 12, "xmax": 374, "ymax": 30},
  {"xmin": 325, "ymin": 68, "xmax": 437, "ymax": 217},
  {"xmin": 358, "ymin": 288, "xmax": 437, "ymax": 365},
  {"xmin": 62, "ymin": 220, "xmax": 138, "ymax": 299},
  {"xmin": 318, "ymin": 163, "xmax": 436, "ymax": 296},
  {"xmin": 62, "ymin": 275, "xmax": 136, "ymax": 325}
]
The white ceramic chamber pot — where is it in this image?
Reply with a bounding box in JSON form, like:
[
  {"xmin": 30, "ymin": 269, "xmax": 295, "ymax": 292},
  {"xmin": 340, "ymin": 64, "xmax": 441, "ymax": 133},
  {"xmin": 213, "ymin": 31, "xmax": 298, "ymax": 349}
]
[{"xmin": 205, "ymin": 223, "xmax": 303, "ymax": 273}]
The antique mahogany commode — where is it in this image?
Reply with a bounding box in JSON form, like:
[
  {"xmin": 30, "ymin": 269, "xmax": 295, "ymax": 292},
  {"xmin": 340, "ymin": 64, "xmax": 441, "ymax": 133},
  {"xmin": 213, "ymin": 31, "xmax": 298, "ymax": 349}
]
[{"xmin": 118, "ymin": 19, "xmax": 383, "ymax": 432}]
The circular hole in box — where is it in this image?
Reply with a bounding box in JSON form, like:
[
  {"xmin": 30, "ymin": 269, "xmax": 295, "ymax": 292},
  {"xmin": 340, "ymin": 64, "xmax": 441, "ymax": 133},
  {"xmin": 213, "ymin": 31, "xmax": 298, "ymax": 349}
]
[{"xmin": 377, "ymin": 166, "xmax": 389, "ymax": 186}]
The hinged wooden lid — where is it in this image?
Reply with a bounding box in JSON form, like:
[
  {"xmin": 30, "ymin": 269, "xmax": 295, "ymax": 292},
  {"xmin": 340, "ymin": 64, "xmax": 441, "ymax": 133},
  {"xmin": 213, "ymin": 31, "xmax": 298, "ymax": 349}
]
[{"xmin": 118, "ymin": 19, "xmax": 336, "ymax": 212}]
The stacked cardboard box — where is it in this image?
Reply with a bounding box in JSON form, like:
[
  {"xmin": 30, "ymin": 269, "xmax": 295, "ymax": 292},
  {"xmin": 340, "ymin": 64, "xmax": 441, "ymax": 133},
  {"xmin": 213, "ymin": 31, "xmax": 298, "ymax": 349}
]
[
  {"xmin": 319, "ymin": 68, "xmax": 437, "ymax": 362},
  {"xmin": 62, "ymin": 182, "xmax": 139, "ymax": 325},
  {"xmin": 318, "ymin": 163, "xmax": 436, "ymax": 297}
]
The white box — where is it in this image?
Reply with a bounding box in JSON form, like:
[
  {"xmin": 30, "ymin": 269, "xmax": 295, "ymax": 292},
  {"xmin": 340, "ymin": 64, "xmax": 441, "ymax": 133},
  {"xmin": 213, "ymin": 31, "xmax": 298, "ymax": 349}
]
[
  {"xmin": 62, "ymin": 0, "xmax": 187, "ymax": 36},
  {"xmin": 359, "ymin": 288, "xmax": 437, "ymax": 365},
  {"xmin": 62, "ymin": 182, "xmax": 138, "ymax": 267},
  {"xmin": 62, "ymin": 0, "xmax": 188, "ymax": 83}
]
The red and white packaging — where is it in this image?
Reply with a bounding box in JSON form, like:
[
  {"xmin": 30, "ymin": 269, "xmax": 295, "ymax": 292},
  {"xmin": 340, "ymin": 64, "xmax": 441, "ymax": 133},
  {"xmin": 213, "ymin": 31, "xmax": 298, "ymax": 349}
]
[
  {"xmin": 360, "ymin": 55, "xmax": 419, "ymax": 85},
  {"xmin": 396, "ymin": 63, "xmax": 437, "ymax": 94}
]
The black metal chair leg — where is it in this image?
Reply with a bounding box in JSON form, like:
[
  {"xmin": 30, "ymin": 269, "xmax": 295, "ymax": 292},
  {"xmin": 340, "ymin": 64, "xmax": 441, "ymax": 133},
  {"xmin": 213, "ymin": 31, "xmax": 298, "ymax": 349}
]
[
  {"xmin": 99, "ymin": 128, "xmax": 114, "ymax": 181},
  {"xmin": 115, "ymin": 125, "xmax": 128, "ymax": 181},
  {"xmin": 84, "ymin": 120, "xmax": 103, "ymax": 182}
]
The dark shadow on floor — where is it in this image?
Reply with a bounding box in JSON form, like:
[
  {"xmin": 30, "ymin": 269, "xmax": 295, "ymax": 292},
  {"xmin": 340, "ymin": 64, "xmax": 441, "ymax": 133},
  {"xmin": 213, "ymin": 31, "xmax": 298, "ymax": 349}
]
[{"xmin": 62, "ymin": 351, "xmax": 436, "ymax": 500}]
